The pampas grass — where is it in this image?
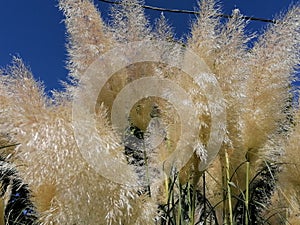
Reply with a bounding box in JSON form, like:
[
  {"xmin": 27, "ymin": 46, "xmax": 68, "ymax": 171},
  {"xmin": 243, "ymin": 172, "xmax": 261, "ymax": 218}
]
[{"xmin": 0, "ymin": 0, "xmax": 299, "ymax": 224}]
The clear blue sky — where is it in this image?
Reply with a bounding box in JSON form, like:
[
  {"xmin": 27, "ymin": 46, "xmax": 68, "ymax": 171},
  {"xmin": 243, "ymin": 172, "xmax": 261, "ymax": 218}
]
[{"xmin": 0, "ymin": 0, "xmax": 298, "ymax": 94}]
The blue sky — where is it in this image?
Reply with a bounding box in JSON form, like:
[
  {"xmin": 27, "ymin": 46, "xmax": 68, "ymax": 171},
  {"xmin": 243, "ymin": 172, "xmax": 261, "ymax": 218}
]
[{"xmin": 0, "ymin": 0, "xmax": 298, "ymax": 94}]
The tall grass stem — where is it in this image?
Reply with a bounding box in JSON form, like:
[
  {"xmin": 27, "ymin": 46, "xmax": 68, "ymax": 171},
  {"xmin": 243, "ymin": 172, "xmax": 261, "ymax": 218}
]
[
  {"xmin": 225, "ymin": 150, "xmax": 233, "ymax": 225},
  {"xmin": 245, "ymin": 161, "xmax": 250, "ymax": 225}
]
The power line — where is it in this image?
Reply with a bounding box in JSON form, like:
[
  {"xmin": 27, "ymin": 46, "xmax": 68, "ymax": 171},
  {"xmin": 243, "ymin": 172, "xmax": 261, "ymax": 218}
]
[{"xmin": 98, "ymin": 0, "xmax": 276, "ymax": 23}]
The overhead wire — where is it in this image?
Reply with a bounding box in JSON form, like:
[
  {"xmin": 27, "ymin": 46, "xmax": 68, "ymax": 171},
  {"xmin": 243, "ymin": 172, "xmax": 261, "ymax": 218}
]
[{"xmin": 98, "ymin": 0, "xmax": 276, "ymax": 23}]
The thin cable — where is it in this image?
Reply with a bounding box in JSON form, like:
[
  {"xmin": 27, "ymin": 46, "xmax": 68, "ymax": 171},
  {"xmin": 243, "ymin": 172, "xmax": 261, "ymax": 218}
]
[{"xmin": 98, "ymin": 0, "xmax": 276, "ymax": 23}]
